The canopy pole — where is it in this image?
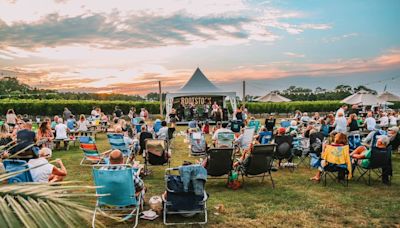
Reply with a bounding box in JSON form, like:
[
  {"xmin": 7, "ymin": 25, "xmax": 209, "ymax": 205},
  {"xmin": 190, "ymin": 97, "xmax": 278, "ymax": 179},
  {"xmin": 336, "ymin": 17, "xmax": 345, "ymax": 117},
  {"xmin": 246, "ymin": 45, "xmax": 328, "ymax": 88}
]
[
  {"xmin": 159, "ymin": 81, "xmax": 163, "ymax": 117},
  {"xmin": 242, "ymin": 80, "xmax": 246, "ymax": 108}
]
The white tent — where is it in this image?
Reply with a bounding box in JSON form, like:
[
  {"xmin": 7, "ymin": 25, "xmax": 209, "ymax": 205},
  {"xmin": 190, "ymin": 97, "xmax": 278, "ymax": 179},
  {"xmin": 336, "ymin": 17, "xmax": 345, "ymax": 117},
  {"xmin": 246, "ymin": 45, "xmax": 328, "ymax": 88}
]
[
  {"xmin": 165, "ymin": 68, "xmax": 237, "ymax": 116},
  {"xmin": 341, "ymin": 90, "xmax": 390, "ymax": 106},
  {"xmin": 378, "ymin": 91, "xmax": 400, "ymax": 102},
  {"xmin": 256, "ymin": 92, "xmax": 291, "ymax": 102}
]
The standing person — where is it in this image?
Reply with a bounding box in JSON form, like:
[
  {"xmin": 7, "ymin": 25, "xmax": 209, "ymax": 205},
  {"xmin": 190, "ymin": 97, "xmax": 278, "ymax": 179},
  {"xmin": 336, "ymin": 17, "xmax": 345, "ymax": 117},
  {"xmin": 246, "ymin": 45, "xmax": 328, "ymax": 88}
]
[
  {"xmin": 333, "ymin": 112, "xmax": 347, "ymax": 133},
  {"xmin": 235, "ymin": 107, "xmax": 243, "ymax": 121},
  {"xmin": 28, "ymin": 148, "xmax": 67, "ymax": 183},
  {"xmin": 114, "ymin": 106, "xmax": 123, "ymax": 118},
  {"xmin": 363, "ymin": 112, "xmax": 376, "ymax": 131},
  {"xmin": 156, "ymin": 121, "xmax": 169, "ymax": 140},
  {"xmin": 6, "ymin": 109, "xmax": 17, "ymax": 128},
  {"xmin": 128, "ymin": 107, "xmax": 136, "ymax": 119},
  {"xmin": 63, "ymin": 108, "xmax": 72, "ymax": 122},
  {"xmin": 37, "ymin": 121, "xmax": 54, "ymax": 148},
  {"xmin": 379, "ymin": 112, "xmax": 389, "ymax": 128},
  {"xmin": 77, "ymin": 114, "xmax": 89, "ymax": 133},
  {"xmin": 336, "ymin": 105, "xmax": 348, "ymax": 118},
  {"xmin": 0, "ymin": 123, "xmax": 12, "ymax": 146}
]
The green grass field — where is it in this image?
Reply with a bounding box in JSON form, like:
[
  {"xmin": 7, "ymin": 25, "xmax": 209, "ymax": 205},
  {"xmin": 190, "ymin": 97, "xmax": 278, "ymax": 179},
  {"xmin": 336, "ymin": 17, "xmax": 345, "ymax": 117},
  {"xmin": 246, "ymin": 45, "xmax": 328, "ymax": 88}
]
[{"xmin": 54, "ymin": 127, "xmax": 400, "ymax": 227}]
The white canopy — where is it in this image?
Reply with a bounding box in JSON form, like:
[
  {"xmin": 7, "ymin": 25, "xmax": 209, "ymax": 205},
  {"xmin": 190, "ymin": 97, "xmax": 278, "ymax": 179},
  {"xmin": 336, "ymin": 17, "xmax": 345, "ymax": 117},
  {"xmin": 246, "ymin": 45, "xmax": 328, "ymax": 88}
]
[
  {"xmin": 341, "ymin": 90, "xmax": 390, "ymax": 106},
  {"xmin": 256, "ymin": 92, "xmax": 291, "ymax": 102},
  {"xmin": 378, "ymin": 91, "xmax": 400, "ymax": 102},
  {"xmin": 165, "ymin": 68, "xmax": 237, "ymax": 115}
]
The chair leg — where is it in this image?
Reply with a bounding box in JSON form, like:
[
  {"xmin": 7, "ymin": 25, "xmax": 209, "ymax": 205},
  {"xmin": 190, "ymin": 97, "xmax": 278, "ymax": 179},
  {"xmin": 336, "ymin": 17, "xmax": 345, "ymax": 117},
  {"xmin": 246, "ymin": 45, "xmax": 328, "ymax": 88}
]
[
  {"xmin": 261, "ymin": 172, "xmax": 265, "ymax": 182},
  {"xmin": 368, "ymin": 169, "xmax": 371, "ymax": 186},
  {"xmin": 91, "ymin": 207, "xmax": 97, "ymax": 228},
  {"xmin": 269, "ymin": 171, "xmax": 275, "ymax": 189}
]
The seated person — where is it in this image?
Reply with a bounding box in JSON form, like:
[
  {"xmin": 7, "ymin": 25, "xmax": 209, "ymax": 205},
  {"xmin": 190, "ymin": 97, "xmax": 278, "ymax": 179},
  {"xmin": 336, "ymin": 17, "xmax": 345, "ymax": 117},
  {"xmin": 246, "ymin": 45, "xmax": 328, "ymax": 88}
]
[
  {"xmin": 256, "ymin": 127, "xmax": 271, "ymax": 144},
  {"xmin": 139, "ymin": 125, "xmax": 154, "ymax": 155},
  {"xmin": 7, "ymin": 122, "xmax": 37, "ymax": 157},
  {"xmin": 212, "ymin": 121, "xmax": 222, "ymax": 135},
  {"xmin": 66, "ymin": 115, "xmax": 76, "ymax": 131},
  {"xmin": 310, "ymin": 133, "xmax": 348, "ymax": 181},
  {"xmin": 55, "ymin": 118, "xmax": 69, "ymax": 149},
  {"xmin": 388, "ymin": 126, "xmax": 400, "ymax": 152},
  {"xmin": 115, "ymin": 126, "xmax": 134, "ymax": 148},
  {"xmin": 156, "ymin": 121, "xmax": 168, "ymax": 140},
  {"xmin": 351, "ymin": 135, "xmax": 390, "ymax": 169},
  {"xmin": 102, "ymin": 149, "xmax": 145, "ymax": 195},
  {"xmin": 286, "ymin": 120, "xmax": 298, "ymax": 134},
  {"xmin": 212, "ymin": 122, "xmax": 233, "ymax": 146},
  {"xmin": 28, "ymin": 148, "xmax": 67, "ymax": 183},
  {"xmin": 274, "ymin": 127, "xmax": 294, "ymax": 166}
]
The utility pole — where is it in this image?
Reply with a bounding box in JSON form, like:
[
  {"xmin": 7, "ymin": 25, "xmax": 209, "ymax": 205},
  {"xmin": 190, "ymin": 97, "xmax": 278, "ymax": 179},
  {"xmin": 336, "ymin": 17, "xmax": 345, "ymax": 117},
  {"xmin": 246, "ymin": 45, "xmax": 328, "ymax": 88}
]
[
  {"xmin": 242, "ymin": 80, "xmax": 246, "ymax": 108},
  {"xmin": 159, "ymin": 81, "xmax": 163, "ymax": 117}
]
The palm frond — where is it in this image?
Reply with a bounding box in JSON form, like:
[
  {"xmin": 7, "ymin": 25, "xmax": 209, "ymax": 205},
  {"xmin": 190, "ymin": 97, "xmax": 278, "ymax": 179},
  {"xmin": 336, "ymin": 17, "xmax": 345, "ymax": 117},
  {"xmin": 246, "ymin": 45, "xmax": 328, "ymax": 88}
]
[{"xmin": 0, "ymin": 169, "xmax": 110, "ymax": 228}]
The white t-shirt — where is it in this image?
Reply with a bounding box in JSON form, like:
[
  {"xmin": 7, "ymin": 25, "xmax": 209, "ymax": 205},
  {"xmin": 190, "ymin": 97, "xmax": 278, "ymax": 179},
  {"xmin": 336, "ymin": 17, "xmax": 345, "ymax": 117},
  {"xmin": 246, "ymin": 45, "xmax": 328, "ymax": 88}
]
[
  {"xmin": 28, "ymin": 157, "xmax": 54, "ymax": 183},
  {"xmin": 389, "ymin": 116, "xmax": 397, "ymax": 126},
  {"xmin": 77, "ymin": 120, "xmax": 89, "ymax": 131},
  {"xmin": 55, "ymin": 123, "xmax": 68, "ymax": 139},
  {"xmin": 212, "ymin": 128, "xmax": 233, "ymax": 140},
  {"xmin": 91, "ymin": 110, "xmax": 98, "ymax": 117},
  {"xmin": 157, "ymin": 127, "xmax": 169, "ymax": 140},
  {"xmin": 334, "ymin": 117, "xmax": 347, "ymax": 133},
  {"xmin": 6, "ymin": 113, "xmax": 17, "ymax": 124},
  {"xmin": 365, "ymin": 117, "xmax": 376, "ymax": 131},
  {"xmin": 379, "ymin": 116, "xmax": 389, "ymax": 127}
]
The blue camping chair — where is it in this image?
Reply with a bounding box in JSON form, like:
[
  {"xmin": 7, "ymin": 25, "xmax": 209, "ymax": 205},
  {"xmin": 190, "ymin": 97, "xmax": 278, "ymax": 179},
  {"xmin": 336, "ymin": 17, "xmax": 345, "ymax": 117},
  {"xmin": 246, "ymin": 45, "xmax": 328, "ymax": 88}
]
[
  {"xmin": 153, "ymin": 119, "xmax": 162, "ymax": 133},
  {"xmin": 248, "ymin": 120, "xmax": 261, "ymax": 132},
  {"xmin": 3, "ymin": 159, "xmax": 33, "ymax": 183},
  {"xmin": 107, "ymin": 134, "xmax": 133, "ymax": 160},
  {"xmin": 132, "ymin": 117, "xmax": 144, "ymax": 133},
  {"xmin": 280, "ymin": 120, "xmax": 291, "ymax": 128},
  {"xmin": 163, "ymin": 166, "xmax": 208, "ymax": 226},
  {"xmin": 259, "ymin": 131, "xmax": 273, "ymax": 144},
  {"xmin": 348, "ymin": 134, "xmax": 362, "ymax": 151},
  {"xmin": 92, "ymin": 165, "xmax": 142, "ymax": 228}
]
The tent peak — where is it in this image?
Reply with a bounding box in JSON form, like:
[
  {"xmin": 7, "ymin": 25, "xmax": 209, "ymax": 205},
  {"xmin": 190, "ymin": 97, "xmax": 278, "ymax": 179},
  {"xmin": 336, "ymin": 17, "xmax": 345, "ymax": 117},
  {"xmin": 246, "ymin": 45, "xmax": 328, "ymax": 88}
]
[{"xmin": 178, "ymin": 68, "xmax": 220, "ymax": 92}]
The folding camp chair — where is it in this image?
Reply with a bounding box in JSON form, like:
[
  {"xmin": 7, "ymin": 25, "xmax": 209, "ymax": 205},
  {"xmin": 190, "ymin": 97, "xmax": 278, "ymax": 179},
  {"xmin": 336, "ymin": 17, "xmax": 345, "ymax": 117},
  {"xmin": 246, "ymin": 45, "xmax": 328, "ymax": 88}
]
[
  {"xmin": 107, "ymin": 134, "xmax": 134, "ymax": 162},
  {"xmin": 292, "ymin": 137, "xmax": 310, "ymax": 167},
  {"xmin": 230, "ymin": 120, "xmax": 242, "ymax": 133},
  {"xmin": 321, "ymin": 145, "xmax": 351, "ymax": 187},
  {"xmin": 259, "ymin": 131, "xmax": 273, "ymax": 145},
  {"xmin": 132, "ymin": 117, "xmax": 144, "ymax": 133},
  {"xmin": 153, "ymin": 120, "xmax": 162, "ymax": 133},
  {"xmin": 239, "ymin": 127, "xmax": 255, "ymax": 152},
  {"xmin": 205, "ymin": 148, "xmax": 234, "ymax": 183},
  {"xmin": 144, "ymin": 139, "xmax": 170, "ymax": 175},
  {"xmin": 356, "ymin": 146, "xmax": 392, "ymax": 185},
  {"xmin": 216, "ymin": 132, "xmax": 235, "ymax": 148},
  {"xmin": 248, "ymin": 120, "xmax": 261, "ymax": 132},
  {"xmin": 2, "ymin": 159, "xmax": 33, "ymax": 183},
  {"xmin": 163, "ymin": 166, "xmax": 208, "ymax": 226},
  {"xmin": 280, "ymin": 120, "xmax": 291, "ymax": 128},
  {"xmin": 8, "ymin": 143, "xmax": 38, "ymax": 161},
  {"xmin": 238, "ymin": 144, "xmax": 276, "ymax": 188},
  {"xmin": 189, "ymin": 132, "xmax": 207, "ymax": 156},
  {"xmin": 348, "ymin": 134, "xmax": 362, "ymax": 151},
  {"xmin": 92, "ymin": 165, "xmax": 142, "ymax": 228},
  {"xmin": 79, "ymin": 136, "xmax": 110, "ymax": 166}
]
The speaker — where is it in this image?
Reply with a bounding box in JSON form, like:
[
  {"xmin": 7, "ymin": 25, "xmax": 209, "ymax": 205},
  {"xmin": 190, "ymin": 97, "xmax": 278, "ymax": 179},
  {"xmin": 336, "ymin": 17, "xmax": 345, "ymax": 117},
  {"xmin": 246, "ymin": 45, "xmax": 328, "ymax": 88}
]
[{"xmin": 222, "ymin": 108, "xmax": 228, "ymax": 121}]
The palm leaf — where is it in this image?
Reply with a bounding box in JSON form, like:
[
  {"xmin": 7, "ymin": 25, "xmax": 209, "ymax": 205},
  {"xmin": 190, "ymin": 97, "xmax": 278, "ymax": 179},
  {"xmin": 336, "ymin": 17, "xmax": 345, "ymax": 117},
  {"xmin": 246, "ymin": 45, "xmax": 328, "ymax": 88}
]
[{"xmin": 0, "ymin": 169, "xmax": 110, "ymax": 228}]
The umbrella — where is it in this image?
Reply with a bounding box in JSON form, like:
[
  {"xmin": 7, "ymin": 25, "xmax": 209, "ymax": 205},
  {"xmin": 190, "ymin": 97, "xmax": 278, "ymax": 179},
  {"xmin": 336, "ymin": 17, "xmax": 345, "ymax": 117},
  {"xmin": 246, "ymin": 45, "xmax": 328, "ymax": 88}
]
[
  {"xmin": 341, "ymin": 90, "xmax": 390, "ymax": 106},
  {"xmin": 256, "ymin": 92, "xmax": 291, "ymax": 102},
  {"xmin": 378, "ymin": 91, "xmax": 400, "ymax": 102}
]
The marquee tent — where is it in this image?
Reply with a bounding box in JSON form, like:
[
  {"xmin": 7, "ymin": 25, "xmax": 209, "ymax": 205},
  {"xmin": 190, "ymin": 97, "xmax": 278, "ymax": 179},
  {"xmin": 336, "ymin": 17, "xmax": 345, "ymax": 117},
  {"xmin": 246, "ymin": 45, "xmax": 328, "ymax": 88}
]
[
  {"xmin": 378, "ymin": 91, "xmax": 400, "ymax": 102},
  {"xmin": 165, "ymin": 68, "xmax": 237, "ymax": 116},
  {"xmin": 256, "ymin": 92, "xmax": 291, "ymax": 102},
  {"xmin": 341, "ymin": 90, "xmax": 390, "ymax": 106}
]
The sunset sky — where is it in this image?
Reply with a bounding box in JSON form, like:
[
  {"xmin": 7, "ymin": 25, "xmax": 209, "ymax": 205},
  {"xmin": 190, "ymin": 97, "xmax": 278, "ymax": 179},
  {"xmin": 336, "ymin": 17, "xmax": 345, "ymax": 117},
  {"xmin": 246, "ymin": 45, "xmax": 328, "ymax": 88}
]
[{"xmin": 0, "ymin": 0, "xmax": 399, "ymax": 96}]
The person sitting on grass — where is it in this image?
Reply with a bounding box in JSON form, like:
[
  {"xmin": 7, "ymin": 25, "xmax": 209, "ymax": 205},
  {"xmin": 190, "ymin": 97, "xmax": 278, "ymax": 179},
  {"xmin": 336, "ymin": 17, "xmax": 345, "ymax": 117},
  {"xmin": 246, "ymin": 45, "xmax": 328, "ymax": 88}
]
[
  {"xmin": 102, "ymin": 149, "xmax": 145, "ymax": 196},
  {"xmin": 310, "ymin": 132, "xmax": 348, "ymax": 181},
  {"xmin": 28, "ymin": 147, "xmax": 67, "ymax": 183}
]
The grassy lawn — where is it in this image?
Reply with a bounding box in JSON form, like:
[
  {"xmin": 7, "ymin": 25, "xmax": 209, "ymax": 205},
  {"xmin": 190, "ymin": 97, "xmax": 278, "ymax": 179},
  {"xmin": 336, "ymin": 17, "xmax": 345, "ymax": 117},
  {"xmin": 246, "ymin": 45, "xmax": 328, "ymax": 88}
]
[{"xmin": 54, "ymin": 127, "xmax": 400, "ymax": 227}]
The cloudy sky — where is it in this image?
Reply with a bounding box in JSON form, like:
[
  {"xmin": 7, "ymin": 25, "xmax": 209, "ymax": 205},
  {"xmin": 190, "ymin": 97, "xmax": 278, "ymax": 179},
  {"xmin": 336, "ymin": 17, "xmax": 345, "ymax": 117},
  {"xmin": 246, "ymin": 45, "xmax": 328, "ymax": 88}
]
[{"xmin": 0, "ymin": 0, "xmax": 399, "ymax": 96}]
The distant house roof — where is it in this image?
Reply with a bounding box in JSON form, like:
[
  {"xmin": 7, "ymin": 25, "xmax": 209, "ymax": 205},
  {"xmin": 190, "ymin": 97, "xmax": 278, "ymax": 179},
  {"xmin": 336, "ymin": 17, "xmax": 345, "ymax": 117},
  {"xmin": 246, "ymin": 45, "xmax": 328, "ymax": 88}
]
[
  {"xmin": 256, "ymin": 92, "xmax": 291, "ymax": 102},
  {"xmin": 178, "ymin": 68, "xmax": 221, "ymax": 93}
]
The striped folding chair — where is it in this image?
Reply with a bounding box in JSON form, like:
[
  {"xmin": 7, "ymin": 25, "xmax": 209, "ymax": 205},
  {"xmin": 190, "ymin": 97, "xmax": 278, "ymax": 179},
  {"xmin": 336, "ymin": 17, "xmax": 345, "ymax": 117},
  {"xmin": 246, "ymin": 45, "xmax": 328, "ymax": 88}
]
[{"xmin": 79, "ymin": 136, "xmax": 109, "ymax": 166}]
